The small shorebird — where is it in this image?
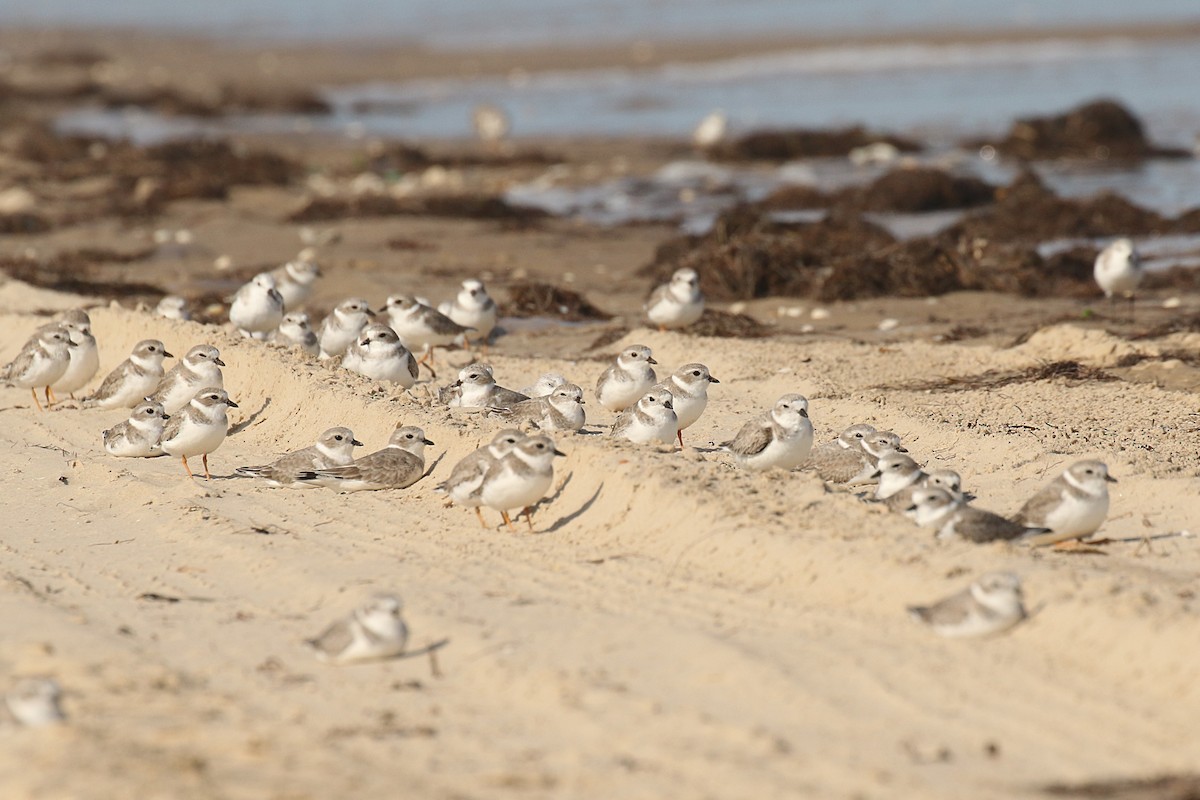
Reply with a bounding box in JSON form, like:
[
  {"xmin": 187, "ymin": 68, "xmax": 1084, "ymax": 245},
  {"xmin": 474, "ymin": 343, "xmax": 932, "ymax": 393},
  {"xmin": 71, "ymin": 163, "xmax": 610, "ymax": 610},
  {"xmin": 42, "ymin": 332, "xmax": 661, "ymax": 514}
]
[{"xmin": 160, "ymin": 387, "xmax": 239, "ymax": 480}]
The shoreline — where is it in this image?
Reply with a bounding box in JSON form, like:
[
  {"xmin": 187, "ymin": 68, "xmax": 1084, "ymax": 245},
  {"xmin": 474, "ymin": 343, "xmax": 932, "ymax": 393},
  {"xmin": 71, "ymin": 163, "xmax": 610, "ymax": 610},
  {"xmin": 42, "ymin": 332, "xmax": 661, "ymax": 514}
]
[{"xmin": 3, "ymin": 20, "xmax": 1200, "ymax": 89}]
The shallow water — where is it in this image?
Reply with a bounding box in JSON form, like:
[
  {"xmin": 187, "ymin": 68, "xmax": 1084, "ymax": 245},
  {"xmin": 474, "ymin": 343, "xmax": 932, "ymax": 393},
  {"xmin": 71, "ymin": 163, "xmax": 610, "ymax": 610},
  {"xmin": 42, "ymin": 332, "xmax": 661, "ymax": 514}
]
[{"xmin": 5, "ymin": 0, "xmax": 1200, "ymax": 47}]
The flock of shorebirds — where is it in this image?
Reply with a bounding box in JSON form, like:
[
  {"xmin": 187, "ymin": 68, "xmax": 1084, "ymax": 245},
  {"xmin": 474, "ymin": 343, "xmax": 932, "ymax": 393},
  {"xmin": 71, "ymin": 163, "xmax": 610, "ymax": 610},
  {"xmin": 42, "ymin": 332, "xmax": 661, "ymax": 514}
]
[{"xmin": 0, "ymin": 237, "xmax": 1142, "ymax": 716}]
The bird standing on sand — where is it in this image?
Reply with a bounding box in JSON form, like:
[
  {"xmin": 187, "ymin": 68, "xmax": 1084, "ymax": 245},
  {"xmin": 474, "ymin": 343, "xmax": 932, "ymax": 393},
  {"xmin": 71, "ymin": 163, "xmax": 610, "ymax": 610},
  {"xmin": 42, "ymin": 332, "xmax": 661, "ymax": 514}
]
[
  {"xmin": 439, "ymin": 279, "xmax": 497, "ymax": 349},
  {"xmin": 1094, "ymin": 238, "xmax": 1142, "ymax": 318},
  {"xmin": 480, "ymin": 435, "xmax": 565, "ymax": 532},
  {"xmin": 230, "ymin": 273, "xmax": 285, "ymax": 340},
  {"xmin": 84, "ymin": 339, "xmax": 172, "ymax": 409},
  {"xmin": 438, "ymin": 428, "xmax": 526, "ymax": 527},
  {"xmin": 159, "ymin": 387, "xmax": 239, "ymax": 480},
  {"xmin": 47, "ymin": 309, "xmax": 99, "ymax": 400},
  {"xmin": 652, "ymin": 363, "xmax": 718, "ymax": 446},
  {"xmin": 645, "ymin": 268, "xmax": 704, "ymax": 331},
  {"xmin": 318, "ymin": 298, "xmax": 375, "ymax": 359},
  {"xmin": 2, "ymin": 325, "xmax": 75, "ymax": 410},
  {"xmin": 595, "ymin": 345, "xmax": 657, "ymax": 413}
]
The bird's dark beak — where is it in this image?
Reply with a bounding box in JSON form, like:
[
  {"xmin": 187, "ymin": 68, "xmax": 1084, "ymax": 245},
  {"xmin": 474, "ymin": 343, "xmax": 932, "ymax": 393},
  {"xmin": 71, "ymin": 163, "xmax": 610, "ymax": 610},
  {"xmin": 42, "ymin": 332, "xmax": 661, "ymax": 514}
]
[
  {"xmin": 799, "ymin": 408, "xmax": 809, "ymax": 418},
  {"xmin": 163, "ymin": 350, "xmax": 174, "ymax": 358},
  {"xmin": 452, "ymin": 380, "xmax": 462, "ymax": 387},
  {"xmin": 553, "ymin": 449, "xmax": 566, "ymax": 457},
  {"xmin": 226, "ymin": 398, "xmax": 240, "ymax": 408},
  {"xmin": 360, "ymin": 338, "xmax": 370, "ymax": 346},
  {"xmin": 897, "ymin": 446, "xmax": 908, "ymax": 453},
  {"xmin": 422, "ymin": 438, "xmax": 434, "ymax": 446},
  {"xmin": 663, "ymin": 399, "xmax": 673, "ymax": 410},
  {"xmin": 709, "ymin": 376, "xmax": 720, "ymax": 383},
  {"xmin": 870, "ymin": 470, "xmax": 882, "ymax": 479},
  {"xmin": 66, "ymin": 340, "xmax": 77, "ymax": 347},
  {"xmin": 577, "ymin": 398, "xmax": 585, "ymax": 404},
  {"xmin": 365, "ymin": 309, "xmax": 376, "ymax": 317},
  {"xmin": 905, "ymin": 504, "xmax": 917, "ymax": 513},
  {"xmin": 162, "ymin": 413, "xmax": 170, "ymax": 420},
  {"xmin": 647, "ymin": 357, "xmax": 658, "ymax": 365},
  {"xmin": 1106, "ymin": 474, "xmax": 1118, "ymax": 483},
  {"xmin": 214, "ymin": 357, "xmax": 227, "ymax": 367},
  {"xmin": 352, "ymin": 439, "xmax": 364, "ymax": 447}
]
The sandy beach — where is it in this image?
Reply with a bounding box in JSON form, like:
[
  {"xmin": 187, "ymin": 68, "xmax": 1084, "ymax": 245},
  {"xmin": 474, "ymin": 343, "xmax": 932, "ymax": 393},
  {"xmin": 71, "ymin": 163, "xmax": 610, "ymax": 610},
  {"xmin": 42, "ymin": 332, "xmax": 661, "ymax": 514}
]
[{"xmin": 1, "ymin": 24, "xmax": 1200, "ymax": 800}]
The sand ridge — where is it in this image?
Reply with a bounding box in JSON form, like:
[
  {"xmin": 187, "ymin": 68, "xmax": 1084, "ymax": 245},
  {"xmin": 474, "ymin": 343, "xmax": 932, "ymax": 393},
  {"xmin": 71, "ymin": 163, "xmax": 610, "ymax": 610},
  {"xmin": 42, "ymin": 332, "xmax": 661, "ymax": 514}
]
[{"xmin": 1, "ymin": 298, "xmax": 1198, "ymax": 799}]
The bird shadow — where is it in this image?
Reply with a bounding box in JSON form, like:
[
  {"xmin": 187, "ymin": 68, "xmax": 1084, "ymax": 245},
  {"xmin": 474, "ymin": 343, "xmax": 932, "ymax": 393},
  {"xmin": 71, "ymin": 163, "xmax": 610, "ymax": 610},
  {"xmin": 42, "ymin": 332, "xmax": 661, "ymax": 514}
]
[
  {"xmin": 229, "ymin": 397, "xmax": 271, "ymax": 436},
  {"xmin": 400, "ymin": 637, "xmax": 450, "ymax": 660},
  {"xmin": 541, "ymin": 480, "xmax": 603, "ymax": 534},
  {"xmin": 418, "ymin": 452, "xmax": 447, "ymax": 482}
]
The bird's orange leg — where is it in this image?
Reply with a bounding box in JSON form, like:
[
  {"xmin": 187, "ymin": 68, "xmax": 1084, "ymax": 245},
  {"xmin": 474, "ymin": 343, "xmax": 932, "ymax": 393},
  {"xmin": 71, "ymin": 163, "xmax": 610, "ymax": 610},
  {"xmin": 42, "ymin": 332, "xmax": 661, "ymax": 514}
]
[
  {"xmin": 474, "ymin": 507, "xmax": 487, "ymax": 528},
  {"xmin": 522, "ymin": 506, "xmax": 535, "ymax": 532},
  {"xmin": 202, "ymin": 453, "xmax": 212, "ymax": 481},
  {"xmin": 181, "ymin": 456, "xmax": 194, "ymax": 478},
  {"xmin": 501, "ymin": 510, "xmax": 515, "ymax": 532},
  {"xmin": 30, "ymin": 388, "xmax": 43, "ymax": 412}
]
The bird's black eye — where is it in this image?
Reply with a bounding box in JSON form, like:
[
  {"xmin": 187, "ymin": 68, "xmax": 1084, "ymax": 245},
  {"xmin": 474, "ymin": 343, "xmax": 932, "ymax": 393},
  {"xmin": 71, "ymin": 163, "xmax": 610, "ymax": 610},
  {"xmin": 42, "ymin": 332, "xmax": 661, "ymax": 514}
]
[
  {"xmin": 692, "ymin": 371, "xmax": 700, "ymax": 376},
  {"xmin": 334, "ymin": 435, "xmax": 343, "ymax": 441},
  {"xmin": 536, "ymin": 443, "xmax": 545, "ymax": 449}
]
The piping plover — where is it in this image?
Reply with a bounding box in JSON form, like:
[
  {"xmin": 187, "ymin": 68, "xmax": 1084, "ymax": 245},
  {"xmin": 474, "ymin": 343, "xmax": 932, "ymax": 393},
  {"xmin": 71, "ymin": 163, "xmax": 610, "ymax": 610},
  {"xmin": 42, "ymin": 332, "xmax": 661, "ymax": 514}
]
[
  {"xmin": 148, "ymin": 344, "xmax": 225, "ymax": 414},
  {"xmin": 907, "ymin": 572, "xmax": 1026, "ymax": 638},
  {"xmin": 234, "ymin": 426, "xmax": 362, "ymax": 486},
  {"xmin": 595, "ymin": 344, "xmax": 657, "ymax": 413},
  {"xmin": 270, "ymin": 258, "xmax": 321, "ymax": 311},
  {"xmin": 653, "ymin": 363, "xmax": 718, "ymax": 446},
  {"xmin": 927, "ymin": 469, "xmax": 965, "ymax": 502},
  {"xmin": 318, "ymin": 298, "xmax": 375, "ymax": 359},
  {"xmin": 1094, "ymin": 238, "xmax": 1142, "ymax": 314},
  {"xmin": 879, "ymin": 461, "xmax": 966, "ymax": 515},
  {"xmin": 908, "ymin": 488, "xmax": 1048, "ymax": 543},
  {"xmin": 810, "ymin": 423, "xmax": 877, "ymax": 460},
  {"xmin": 155, "ymin": 295, "xmax": 190, "ymax": 321},
  {"xmin": 439, "ymin": 362, "xmax": 494, "ymax": 406},
  {"xmin": 452, "ymin": 364, "xmax": 529, "ymax": 409},
  {"xmin": 4, "ymin": 678, "xmax": 65, "ymax": 727},
  {"xmin": 493, "ymin": 383, "xmax": 586, "ymax": 432},
  {"xmin": 47, "ymin": 309, "xmax": 99, "ymax": 399},
  {"xmin": 102, "ymin": 400, "xmax": 170, "ymax": 458},
  {"xmin": 724, "ymin": 393, "xmax": 813, "ymax": 471},
  {"xmin": 342, "ymin": 323, "xmax": 418, "ymax": 388},
  {"xmin": 808, "ymin": 429, "xmax": 904, "ymax": 485},
  {"xmin": 437, "ymin": 428, "xmax": 526, "ymax": 526},
  {"xmin": 874, "ymin": 453, "xmax": 927, "ymax": 500},
  {"xmin": 83, "ymin": 339, "xmax": 172, "ymax": 409},
  {"xmin": 2, "ymin": 325, "xmax": 74, "ymax": 410},
  {"xmin": 275, "ymin": 311, "xmax": 320, "ymax": 356},
  {"xmin": 385, "ymin": 294, "xmax": 472, "ymax": 372},
  {"xmin": 1012, "ymin": 460, "xmax": 1116, "ymax": 547},
  {"xmin": 520, "ymin": 373, "xmax": 567, "ymax": 398},
  {"xmin": 438, "ymin": 279, "xmax": 497, "ymax": 347},
  {"xmin": 610, "ymin": 387, "xmax": 678, "ymax": 445},
  {"xmin": 160, "ymin": 387, "xmax": 238, "ymax": 480},
  {"xmin": 298, "ymin": 425, "xmax": 431, "ymax": 492},
  {"xmin": 645, "ymin": 268, "xmax": 704, "ymax": 330},
  {"xmin": 693, "ymin": 109, "xmax": 728, "ymax": 149},
  {"xmin": 307, "ymin": 594, "xmax": 408, "ymax": 665},
  {"xmin": 480, "ymin": 434, "xmax": 565, "ymax": 531},
  {"xmin": 472, "ymin": 103, "xmax": 510, "ymax": 148},
  {"xmin": 230, "ymin": 272, "xmax": 284, "ymax": 339}
]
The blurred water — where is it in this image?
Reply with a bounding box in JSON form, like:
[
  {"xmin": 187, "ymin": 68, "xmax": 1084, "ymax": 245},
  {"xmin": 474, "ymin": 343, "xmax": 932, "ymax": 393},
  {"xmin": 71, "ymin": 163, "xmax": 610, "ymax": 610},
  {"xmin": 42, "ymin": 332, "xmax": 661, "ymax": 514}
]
[{"xmin": 4, "ymin": 0, "xmax": 1200, "ymax": 47}]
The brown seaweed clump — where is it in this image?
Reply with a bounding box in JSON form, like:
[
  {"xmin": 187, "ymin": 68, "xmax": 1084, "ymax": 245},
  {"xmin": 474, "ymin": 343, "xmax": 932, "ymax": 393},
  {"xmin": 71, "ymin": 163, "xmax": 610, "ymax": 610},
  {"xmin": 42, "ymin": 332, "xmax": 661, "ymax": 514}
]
[
  {"xmin": 878, "ymin": 360, "xmax": 1118, "ymax": 393},
  {"xmin": 289, "ymin": 194, "xmax": 548, "ymax": 224},
  {"xmin": 684, "ymin": 309, "xmax": 774, "ymax": 338},
  {"xmin": 708, "ymin": 126, "xmax": 921, "ymax": 161},
  {"xmin": 504, "ymin": 282, "xmax": 612, "ymax": 321},
  {"xmin": 983, "ymin": 98, "xmax": 1191, "ymax": 161},
  {"xmin": 0, "ymin": 248, "xmax": 160, "ymax": 301},
  {"xmin": 758, "ymin": 167, "xmax": 996, "ymax": 215}
]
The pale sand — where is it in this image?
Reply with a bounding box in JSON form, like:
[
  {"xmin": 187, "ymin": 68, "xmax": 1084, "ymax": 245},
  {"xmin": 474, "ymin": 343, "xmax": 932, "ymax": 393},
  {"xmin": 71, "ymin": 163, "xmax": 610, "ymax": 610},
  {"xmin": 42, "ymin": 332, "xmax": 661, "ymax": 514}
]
[{"xmin": 1, "ymin": 286, "xmax": 1199, "ymax": 799}]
